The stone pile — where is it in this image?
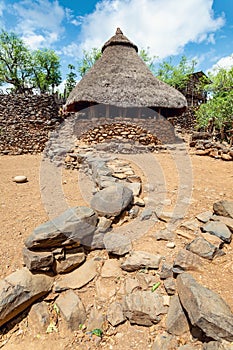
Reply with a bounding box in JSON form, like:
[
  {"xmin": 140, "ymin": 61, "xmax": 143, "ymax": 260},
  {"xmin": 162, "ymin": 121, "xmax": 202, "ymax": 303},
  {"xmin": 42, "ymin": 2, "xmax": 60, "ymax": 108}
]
[
  {"xmin": 73, "ymin": 115, "xmax": 181, "ymax": 145},
  {"xmin": 189, "ymin": 132, "xmax": 233, "ymax": 161},
  {"xmin": 0, "ymin": 94, "xmax": 61, "ymax": 155},
  {"xmin": 78, "ymin": 122, "xmax": 161, "ymax": 146},
  {"xmin": 1, "ymin": 148, "xmax": 233, "ymax": 349}
]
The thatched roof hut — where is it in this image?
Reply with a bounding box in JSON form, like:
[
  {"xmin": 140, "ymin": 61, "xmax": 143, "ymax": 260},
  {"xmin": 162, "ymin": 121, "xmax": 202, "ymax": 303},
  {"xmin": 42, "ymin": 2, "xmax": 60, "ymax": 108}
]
[{"xmin": 65, "ymin": 28, "xmax": 187, "ymax": 117}]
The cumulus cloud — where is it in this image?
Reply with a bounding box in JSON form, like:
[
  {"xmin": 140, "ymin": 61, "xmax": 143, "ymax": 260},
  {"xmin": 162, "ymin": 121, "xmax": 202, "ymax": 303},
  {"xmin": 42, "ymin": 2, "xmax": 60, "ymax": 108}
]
[
  {"xmin": 75, "ymin": 0, "xmax": 224, "ymax": 58},
  {"xmin": 11, "ymin": 0, "xmax": 65, "ymax": 49},
  {"xmin": 210, "ymin": 54, "xmax": 233, "ymax": 72}
]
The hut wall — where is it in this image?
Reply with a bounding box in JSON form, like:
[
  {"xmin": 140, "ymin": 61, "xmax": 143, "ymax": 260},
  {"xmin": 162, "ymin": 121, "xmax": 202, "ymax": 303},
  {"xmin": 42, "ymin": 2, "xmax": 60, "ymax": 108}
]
[{"xmin": 0, "ymin": 94, "xmax": 61, "ymax": 155}]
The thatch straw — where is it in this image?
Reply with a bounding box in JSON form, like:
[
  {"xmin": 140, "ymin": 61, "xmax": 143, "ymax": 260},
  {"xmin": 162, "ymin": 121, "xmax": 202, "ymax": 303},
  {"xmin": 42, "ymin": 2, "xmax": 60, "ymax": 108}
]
[{"xmin": 65, "ymin": 28, "xmax": 187, "ymax": 116}]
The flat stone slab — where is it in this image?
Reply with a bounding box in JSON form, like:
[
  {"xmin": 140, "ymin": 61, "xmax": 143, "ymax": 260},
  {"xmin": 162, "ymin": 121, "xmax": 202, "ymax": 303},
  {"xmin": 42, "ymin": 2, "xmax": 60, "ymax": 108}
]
[
  {"xmin": 186, "ymin": 236, "xmax": 223, "ymax": 260},
  {"xmin": 196, "ymin": 211, "xmax": 213, "ymax": 223},
  {"xmin": 55, "ymin": 290, "xmax": 86, "ymax": 331},
  {"xmin": 211, "ymin": 215, "xmax": 233, "ymax": 232},
  {"xmin": 104, "ymin": 232, "xmax": 132, "ymax": 256},
  {"xmin": 166, "ymin": 295, "xmax": 189, "ymax": 335},
  {"xmin": 55, "ymin": 259, "xmax": 97, "ymax": 291},
  {"xmin": 121, "ymin": 251, "xmax": 162, "ymax": 272},
  {"xmin": 123, "ymin": 290, "xmax": 167, "ymax": 326},
  {"xmin": 173, "ymin": 249, "xmax": 203, "ymax": 274},
  {"xmin": 201, "ymin": 221, "xmax": 232, "ymax": 243},
  {"xmin": 90, "ymin": 184, "xmax": 133, "ymax": 217},
  {"xmin": 25, "ymin": 206, "xmax": 98, "ymax": 249},
  {"xmin": 0, "ymin": 268, "xmax": 53, "ymax": 327},
  {"xmin": 177, "ymin": 273, "xmax": 233, "ymax": 342}
]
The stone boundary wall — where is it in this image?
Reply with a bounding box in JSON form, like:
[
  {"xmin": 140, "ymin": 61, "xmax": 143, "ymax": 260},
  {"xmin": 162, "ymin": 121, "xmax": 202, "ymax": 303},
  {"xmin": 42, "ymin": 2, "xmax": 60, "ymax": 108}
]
[{"xmin": 0, "ymin": 94, "xmax": 62, "ymax": 155}]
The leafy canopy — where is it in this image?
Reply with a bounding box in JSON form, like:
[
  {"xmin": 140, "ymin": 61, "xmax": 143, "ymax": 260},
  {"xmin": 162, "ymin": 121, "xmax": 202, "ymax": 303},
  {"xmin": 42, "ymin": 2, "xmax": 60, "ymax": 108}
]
[{"xmin": 0, "ymin": 29, "xmax": 62, "ymax": 94}]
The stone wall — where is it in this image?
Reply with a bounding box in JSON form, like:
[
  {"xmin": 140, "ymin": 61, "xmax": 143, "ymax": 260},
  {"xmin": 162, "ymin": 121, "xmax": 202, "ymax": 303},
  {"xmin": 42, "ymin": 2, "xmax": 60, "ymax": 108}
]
[{"xmin": 0, "ymin": 94, "xmax": 62, "ymax": 155}]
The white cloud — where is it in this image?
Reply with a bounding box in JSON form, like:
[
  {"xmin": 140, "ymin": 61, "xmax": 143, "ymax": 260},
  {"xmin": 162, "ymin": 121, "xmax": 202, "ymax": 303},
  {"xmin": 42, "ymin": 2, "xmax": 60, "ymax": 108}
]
[
  {"xmin": 76, "ymin": 0, "xmax": 224, "ymax": 58},
  {"xmin": 12, "ymin": 0, "xmax": 65, "ymax": 49},
  {"xmin": 61, "ymin": 42, "xmax": 80, "ymax": 58},
  {"xmin": 210, "ymin": 54, "xmax": 233, "ymax": 72}
]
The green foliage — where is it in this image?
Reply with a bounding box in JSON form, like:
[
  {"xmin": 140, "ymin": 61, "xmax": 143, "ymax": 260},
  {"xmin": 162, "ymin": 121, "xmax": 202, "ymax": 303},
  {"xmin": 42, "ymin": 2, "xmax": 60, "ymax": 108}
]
[
  {"xmin": 78, "ymin": 48, "xmax": 102, "ymax": 77},
  {"xmin": 139, "ymin": 47, "xmax": 157, "ymax": 73},
  {"xmin": 196, "ymin": 66, "xmax": 233, "ymax": 129},
  {"xmin": 0, "ymin": 30, "xmax": 33, "ymax": 93},
  {"xmin": 0, "ymin": 29, "xmax": 61, "ymax": 94},
  {"xmin": 156, "ymin": 56, "xmax": 197, "ymax": 90},
  {"xmin": 65, "ymin": 64, "xmax": 77, "ymax": 96},
  {"xmin": 31, "ymin": 49, "xmax": 62, "ymax": 93}
]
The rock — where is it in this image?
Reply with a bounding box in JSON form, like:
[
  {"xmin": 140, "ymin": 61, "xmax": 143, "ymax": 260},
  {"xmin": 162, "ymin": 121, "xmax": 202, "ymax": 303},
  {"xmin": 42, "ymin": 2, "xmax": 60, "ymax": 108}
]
[
  {"xmin": 200, "ymin": 231, "xmax": 224, "ymax": 249},
  {"xmin": 201, "ymin": 221, "xmax": 232, "ymax": 243},
  {"xmin": 221, "ymin": 154, "xmax": 232, "ymax": 161},
  {"xmin": 123, "ymin": 290, "xmax": 167, "ymax": 326},
  {"xmin": 104, "ymin": 232, "xmax": 132, "ymax": 256},
  {"xmin": 55, "ymin": 290, "xmax": 86, "ymax": 331},
  {"xmin": 0, "ymin": 268, "xmax": 53, "ymax": 327},
  {"xmin": 124, "ymin": 277, "xmax": 140, "ymax": 294},
  {"xmin": 81, "ymin": 231, "xmax": 105, "ymax": 249},
  {"xmin": 101, "ymin": 259, "xmax": 122, "ymax": 278},
  {"xmin": 23, "ymin": 247, "xmax": 54, "ymax": 271},
  {"xmin": 178, "ymin": 345, "xmax": 198, "ymax": 350},
  {"xmin": 86, "ymin": 306, "xmax": 106, "ymax": 331},
  {"xmin": 177, "ymin": 273, "xmax": 233, "ymax": 342},
  {"xmin": 211, "ymin": 215, "xmax": 233, "ymax": 232},
  {"xmin": 121, "ymin": 251, "xmax": 162, "ymax": 272},
  {"xmin": 128, "ymin": 206, "xmax": 140, "ymax": 219},
  {"xmin": 196, "ymin": 149, "xmax": 210, "ymax": 156},
  {"xmin": 123, "ymin": 182, "xmax": 141, "ymax": 196},
  {"xmin": 107, "ymin": 301, "xmax": 126, "ymax": 326},
  {"xmin": 152, "ymin": 332, "xmax": 179, "ymax": 350},
  {"xmin": 203, "ymin": 340, "xmax": 233, "ymax": 349},
  {"xmin": 181, "ymin": 219, "xmax": 199, "ymax": 231},
  {"xmin": 173, "ymin": 249, "xmax": 203, "ymax": 274},
  {"xmin": 160, "ymin": 263, "xmax": 173, "ymax": 280},
  {"xmin": 140, "ymin": 208, "xmax": 153, "ymax": 221},
  {"xmin": 164, "ymin": 277, "xmax": 176, "ymax": 295},
  {"xmin": 96, "ymin": 217, "xmax": 112, "ymax": 233},
  {"xmin": 196, "ymin": 211, "xmax": 213, "ymax": 223},
  {"xmin": 186, "ymin": 237, "xmax": 223, "ymax": 260},
  {"xmin": 90, "ymin": 184, "xmax": 133, "ymax": 217},
  {"xmin": 166, "ymin": 295, "xmax": 189, "ymax": 335},
  {"xmin": 13, "ymin": 175, "xmax": 27, "ymax": 183},
  {"xmin": 95, "ymin": 278, "xmax": 116, "ymax": 301},
  {"xmin": 166, "ymin": 242, "xmax": 176, "ymax": 249},
  {"xmin": 155, "ymin": 229, "xmax": 175, "ymax": 241},
  {"xmin": 55, "ymin": 249, "xmax": 86, "ymax": 274},
  {"xmin": 133, "ymin": 196, "xmax": 145, "ymax": 206},
  {"xmin": 213, "ymin": 200, "xmax": 233, "ymax": 219},
  {"xmin": 25, "ymin": 207, "xmax": 98, "ymax": 249},
  {"xmin": 55, "ymin": 259, "xmax": 97, "ymax": 291},
  {"xmin": 28, "ymin": 301, "xmax": 50, "ymax": 334}
]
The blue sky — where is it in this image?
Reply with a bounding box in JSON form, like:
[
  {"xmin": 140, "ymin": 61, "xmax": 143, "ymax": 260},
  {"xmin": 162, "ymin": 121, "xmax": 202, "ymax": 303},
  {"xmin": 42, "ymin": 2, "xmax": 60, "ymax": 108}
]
[{"xmin": 0, "ymin": 0, "xmax": 233, "ymax": 89}]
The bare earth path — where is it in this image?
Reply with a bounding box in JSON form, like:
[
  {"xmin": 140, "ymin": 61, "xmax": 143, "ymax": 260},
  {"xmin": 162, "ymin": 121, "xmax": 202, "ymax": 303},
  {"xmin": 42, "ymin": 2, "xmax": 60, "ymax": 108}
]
[{"xmin": 0, "ymin": 151, "xmax": 232, "ymax": 349}]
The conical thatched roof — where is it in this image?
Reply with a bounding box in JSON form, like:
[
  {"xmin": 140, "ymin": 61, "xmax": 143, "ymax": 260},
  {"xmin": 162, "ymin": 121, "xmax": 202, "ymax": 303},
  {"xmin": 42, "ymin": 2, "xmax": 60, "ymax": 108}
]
[{"xmin": 65, "ymin": 28, "xmax": 187, "ymax": 116}]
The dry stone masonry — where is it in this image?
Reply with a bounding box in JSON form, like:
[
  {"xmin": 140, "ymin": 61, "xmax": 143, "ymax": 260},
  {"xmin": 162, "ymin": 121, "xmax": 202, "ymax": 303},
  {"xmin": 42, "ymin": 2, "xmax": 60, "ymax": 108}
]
[{"xmin": 0, "ymin": 94, "xmax": 61, "ymax": 155}]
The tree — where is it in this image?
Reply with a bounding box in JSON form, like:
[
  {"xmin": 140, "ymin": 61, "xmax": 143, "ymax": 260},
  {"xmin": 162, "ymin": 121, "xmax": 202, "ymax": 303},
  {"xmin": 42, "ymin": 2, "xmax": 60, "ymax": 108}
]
[
  {"xmin": 0, "ymin": 30, "xmax": 33, "ymax": 93},
  {"xmin": 31, "ymin": 49, "xmax": 62, "ymax": 93},
  {"xmin": 78, "ymin": 48, "xmax": 102, "ymax": 77},
  {"xmin": 195, "ymin": 66, "xmax": 233, "ymax": 131},
  {"xmin": 65, "ymin": 64, "xmax": 77, "ymax": 96},
  {"xmin": 155, "ymin": 56, "xmax": 197, "ymax": 90}
]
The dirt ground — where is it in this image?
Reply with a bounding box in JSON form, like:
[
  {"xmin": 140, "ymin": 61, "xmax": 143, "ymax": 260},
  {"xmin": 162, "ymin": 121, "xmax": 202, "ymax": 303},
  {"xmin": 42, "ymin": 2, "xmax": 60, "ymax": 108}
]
[{"xmin": 0, "ymin": 149, "xmax": 233, "ymax": 349}]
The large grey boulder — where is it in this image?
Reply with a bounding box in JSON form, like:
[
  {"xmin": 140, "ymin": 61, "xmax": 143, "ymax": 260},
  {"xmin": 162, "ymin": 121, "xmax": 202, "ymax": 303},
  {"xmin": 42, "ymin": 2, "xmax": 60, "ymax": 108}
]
[
  {"xmin": 177, "ymin": 273, "xmax": 233, "ymax": 342},
  {"xmin": 25, "ymin": 206, "xmax": 98, "ymax": 249},
  {"xmin": 186, "ymin": 237, "xmax": 223, "ymax": 260},
  {"xmin": 90, "ymin": 184, "xmax": 133, "ymax": 217},
  {"xmin": 213, "ymin": 200, "xmax": 233, "ymax": 219},
  {"xmin": 0, "ymin": 268, "xmax": 53, "ymax": 327},
  {"xmin": 123, "ymin": 290, "xmax": 167, "ymax": 326}
]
